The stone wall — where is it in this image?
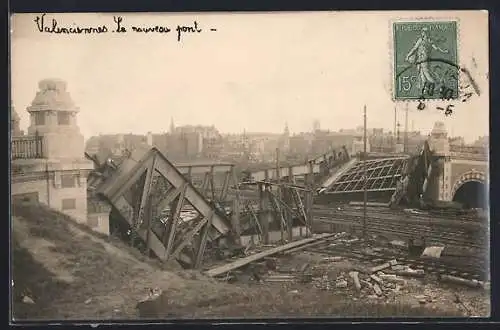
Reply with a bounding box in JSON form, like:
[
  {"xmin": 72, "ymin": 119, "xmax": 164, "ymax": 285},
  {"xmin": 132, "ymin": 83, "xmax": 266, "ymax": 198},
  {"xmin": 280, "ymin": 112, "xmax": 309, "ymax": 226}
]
[{"xmin": 11, "ymin": 158, "xmax": 103, "ymax": 231}]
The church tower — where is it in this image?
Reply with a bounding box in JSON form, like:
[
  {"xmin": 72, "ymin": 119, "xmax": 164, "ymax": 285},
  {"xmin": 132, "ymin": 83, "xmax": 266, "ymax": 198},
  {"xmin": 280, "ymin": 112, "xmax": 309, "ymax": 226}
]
[{"xmin": 282, "ymin": 122, "xmax": 290, "ymax": 152}]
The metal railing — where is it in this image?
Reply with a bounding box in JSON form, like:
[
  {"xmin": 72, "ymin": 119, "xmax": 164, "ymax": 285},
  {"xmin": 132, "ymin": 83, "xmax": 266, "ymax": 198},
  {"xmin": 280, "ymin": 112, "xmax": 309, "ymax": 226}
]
[{"xmin": 11, "ymin": 134, "xmax": 44, "ymax": 159}]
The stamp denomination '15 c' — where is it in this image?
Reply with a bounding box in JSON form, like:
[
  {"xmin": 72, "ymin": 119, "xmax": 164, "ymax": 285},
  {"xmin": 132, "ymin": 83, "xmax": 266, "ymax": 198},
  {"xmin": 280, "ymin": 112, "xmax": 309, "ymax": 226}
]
[{"xmin": 393, "ymin": 21, "xmax": 458, "ymax": 101}]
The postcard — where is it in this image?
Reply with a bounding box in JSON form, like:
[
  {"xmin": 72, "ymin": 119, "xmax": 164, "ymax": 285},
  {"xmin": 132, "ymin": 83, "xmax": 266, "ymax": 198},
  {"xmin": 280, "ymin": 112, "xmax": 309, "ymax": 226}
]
[{"xmin": 10, "ymin": 11, "xmax": 489, "ymax": 321}]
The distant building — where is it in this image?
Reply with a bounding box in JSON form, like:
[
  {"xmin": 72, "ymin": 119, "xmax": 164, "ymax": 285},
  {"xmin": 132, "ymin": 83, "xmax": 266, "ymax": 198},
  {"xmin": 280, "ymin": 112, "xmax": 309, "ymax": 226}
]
[
  {"xmin": 473, "ymin": 135, "xmax": 488, "ymax": 148},
  {"xmin": 351, "ymin": 136, "xmax": 371, "ymax": 156},
  {"xmin": 11, "ymin": 106, "xmax": 23, "ymax": 136},
  {"xmin": 449, "ymin": 136, "xmax": 465, "ymax": 146},
  {"xmin": 290, "ymin": 133, "xmax": 313, "ymax": 156},
  {"xmin": 85, "ymin": 133, "xmax": 148, "ymax": 158}
]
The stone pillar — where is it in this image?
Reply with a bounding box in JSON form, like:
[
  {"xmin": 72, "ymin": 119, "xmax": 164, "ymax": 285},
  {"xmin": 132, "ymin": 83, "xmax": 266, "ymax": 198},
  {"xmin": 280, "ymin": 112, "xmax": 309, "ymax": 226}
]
[
  {"xmin": 428, "ymin": 121, "xmax": 451, "ymax": 202},
  {"xmin": 21, "ymin": 79, "xmax": 97, "ymax": 229},
  {"xmin": 27, "ymin": 79, "xmax": 85, "ymax": 159}
]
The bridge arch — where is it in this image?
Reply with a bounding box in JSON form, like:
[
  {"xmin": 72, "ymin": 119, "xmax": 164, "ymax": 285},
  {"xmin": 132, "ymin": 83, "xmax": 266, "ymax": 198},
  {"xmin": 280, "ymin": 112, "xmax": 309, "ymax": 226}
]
[{"xmin": 450, "ymin": 170, "xmax": 487, "ymax": 209}]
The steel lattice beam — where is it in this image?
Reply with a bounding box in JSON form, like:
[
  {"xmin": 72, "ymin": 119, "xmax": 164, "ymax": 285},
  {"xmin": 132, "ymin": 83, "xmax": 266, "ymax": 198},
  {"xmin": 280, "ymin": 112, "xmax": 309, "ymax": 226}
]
[
  {"xmin": 326, "ymin": 156, "xmax": 409, "ymax": 195},
  {"xmin": 96, "ymin": 147, "xmax": 233, "ymax": 267}
]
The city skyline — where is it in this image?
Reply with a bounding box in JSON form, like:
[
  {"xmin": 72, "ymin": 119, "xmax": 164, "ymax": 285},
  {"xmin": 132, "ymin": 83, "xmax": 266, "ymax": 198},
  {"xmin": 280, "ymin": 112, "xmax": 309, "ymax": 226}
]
[{"xmin": 11, "ymin": 12, "xmax": 488, "ymax": 143}]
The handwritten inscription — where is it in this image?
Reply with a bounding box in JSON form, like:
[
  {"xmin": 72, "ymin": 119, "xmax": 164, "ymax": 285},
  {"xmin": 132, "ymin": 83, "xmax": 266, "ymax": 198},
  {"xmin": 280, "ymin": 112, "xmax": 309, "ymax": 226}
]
[{"xmin": 34, "ymin": 14, "xmax": 217, "ymax": 42}]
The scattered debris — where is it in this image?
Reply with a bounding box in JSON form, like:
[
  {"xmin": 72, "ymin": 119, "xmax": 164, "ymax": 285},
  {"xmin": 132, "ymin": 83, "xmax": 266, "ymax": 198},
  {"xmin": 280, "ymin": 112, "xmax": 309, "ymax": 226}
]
[
  {"xmin": 391, "ymin": 264, "xmax": 405, "ymax": 271},
  {"xmin": 378, "ymin": 274, "xmax": 407, "ymax": 285},
  {"xmin": 299, "ymin": 263, "xmax": 310, "ymax": 272},
  {"xmin": 372, "ymin": 283, "xmax": 383, "ymax": 296},
  {"xmin": 321, "ymin": 256, "xmax": 343, "ymax": 262},
  {"xmin": 136, "ymin": 288, "xmax": 164, "ymax": 318},
  {"xmin": 335, "ymin": 279, "xmax": 348, "ymax": 289},
  {"xmin": 369, "ymin": 259, "xmax": 398, "ymax": 273},
  {"xmin": 422, "ymin": 246, "xmax": 445, "ymax": 259},
  {"xmin": 439, "ymin": 275, "xmax": 482, "ymax": 288},
  {"xmin": 22, "ymin": 296, "xmax": 35, "ymax": 304},
  {"xmin": 389, "ymin": 240, "xmax": 407, "ymax": 249},
  {"xmin": 297, "ymin": 273, "xmax": 313, "ymax": 284},
  {"xmin": 265, "ymin": 258, "xmax": 278, "ymax": 270},
  {"xmin": 453, "ymin": 293, "xmax": 471, "ymax": 315},
  {"xmin": 265, "ymin": 274, "xmax": 296, "ymax": 282},
  {"xmin": 348, "ymin": 271, "xmax": 361, "ymax": 291},
  {"xmin": 394, "ymin": 268, "xmax": 425, "ymax": 278},
  {"xmin": 369, "ymin": 274, "xmax": 383, "ymax": 285},
  {"xmin": 205, "ymin": 233, "xmax": 337, "ymax": 277}
]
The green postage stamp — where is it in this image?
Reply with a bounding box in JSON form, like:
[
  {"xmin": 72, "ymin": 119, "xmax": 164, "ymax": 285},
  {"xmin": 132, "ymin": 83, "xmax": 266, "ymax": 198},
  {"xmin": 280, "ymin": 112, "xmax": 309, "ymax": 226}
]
[{"xmin": 393, "ymin": 20, "xmax": 458, "ymax": 101}]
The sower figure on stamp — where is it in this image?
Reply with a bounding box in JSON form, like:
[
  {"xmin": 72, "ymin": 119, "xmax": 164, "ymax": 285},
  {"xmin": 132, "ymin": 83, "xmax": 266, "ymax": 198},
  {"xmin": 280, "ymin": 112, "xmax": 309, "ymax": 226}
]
[{"xmin": 405, "ymin": 27, "xmax": 449, "ymax": 90}]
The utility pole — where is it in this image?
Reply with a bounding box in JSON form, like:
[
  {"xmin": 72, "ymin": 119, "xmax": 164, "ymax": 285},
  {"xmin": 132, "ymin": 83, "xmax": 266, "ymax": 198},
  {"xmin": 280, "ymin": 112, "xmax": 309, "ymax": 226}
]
[
  {"xmin": 404, "ymin": 103, "xmax": 409, "ymax": 153},
  {"xmin": 275, "ymin": 147, "xmax": 283, "ymax": 241},
  {"xmin": 393, "ymin": 106, "xmax": 397, "ymax": 139},
  {"xmin": 363, "ymin": 105, "xmax": 367, "ymax": 240},
  {"xmin": 275, "ymin": 147, "xmax": 281, "ymax": 186}
]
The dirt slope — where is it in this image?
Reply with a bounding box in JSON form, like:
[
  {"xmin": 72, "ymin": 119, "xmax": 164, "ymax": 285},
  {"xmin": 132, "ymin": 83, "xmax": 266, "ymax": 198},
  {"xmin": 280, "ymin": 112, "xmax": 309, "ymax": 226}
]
[{"xmin": 11, "ymin": 203, "xmax": 240, "ymax": 320}]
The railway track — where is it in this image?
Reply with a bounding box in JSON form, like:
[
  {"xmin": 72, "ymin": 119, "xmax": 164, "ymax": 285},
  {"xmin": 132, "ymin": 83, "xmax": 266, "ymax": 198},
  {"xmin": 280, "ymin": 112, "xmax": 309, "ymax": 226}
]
[
  {"xmin": 313, "ymin": 206, "xmax": 487, "ymax": 229},
  {"xmin": 314, "ymin": 216, "xmax": 487, "ymax": 251}
]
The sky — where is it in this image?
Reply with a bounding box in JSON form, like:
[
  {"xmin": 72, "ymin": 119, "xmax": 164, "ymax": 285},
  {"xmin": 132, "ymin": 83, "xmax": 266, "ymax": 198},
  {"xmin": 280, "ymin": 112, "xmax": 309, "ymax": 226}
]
[{"xmin": 10, "ymin": 11, "xmax": 489, "ymax": 143}]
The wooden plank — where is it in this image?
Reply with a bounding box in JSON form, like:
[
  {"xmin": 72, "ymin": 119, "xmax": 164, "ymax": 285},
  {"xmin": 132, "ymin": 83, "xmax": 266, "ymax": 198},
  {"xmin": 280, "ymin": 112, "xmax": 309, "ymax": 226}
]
[{"xmin": 205, "ymin": 233, "xmax": 335, "ymax": 277}]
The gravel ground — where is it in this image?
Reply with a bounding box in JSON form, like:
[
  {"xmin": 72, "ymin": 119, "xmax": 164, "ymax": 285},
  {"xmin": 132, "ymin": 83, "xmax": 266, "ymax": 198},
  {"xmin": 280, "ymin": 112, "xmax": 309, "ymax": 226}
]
[{"xmin": 11, "ymin": 204, "xmax": 490, "ymax": 321}]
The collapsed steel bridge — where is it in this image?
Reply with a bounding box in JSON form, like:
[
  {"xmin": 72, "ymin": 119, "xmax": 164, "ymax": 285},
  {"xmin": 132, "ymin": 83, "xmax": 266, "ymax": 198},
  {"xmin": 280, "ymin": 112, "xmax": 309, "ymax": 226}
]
[
  {"xmin": 86, "ymin": 146, "xmax": 321, "ymax": 269},
  {"xmin": 316, "ymin": 141, "xmax": 436, "ymax": 207}
]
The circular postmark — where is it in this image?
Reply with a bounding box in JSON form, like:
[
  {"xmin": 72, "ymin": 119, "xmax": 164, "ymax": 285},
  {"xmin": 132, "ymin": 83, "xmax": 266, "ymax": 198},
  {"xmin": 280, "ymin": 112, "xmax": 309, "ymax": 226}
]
[{"xmin": 396, "ymin": 59, "xmax": 480, "ymax": 117}]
